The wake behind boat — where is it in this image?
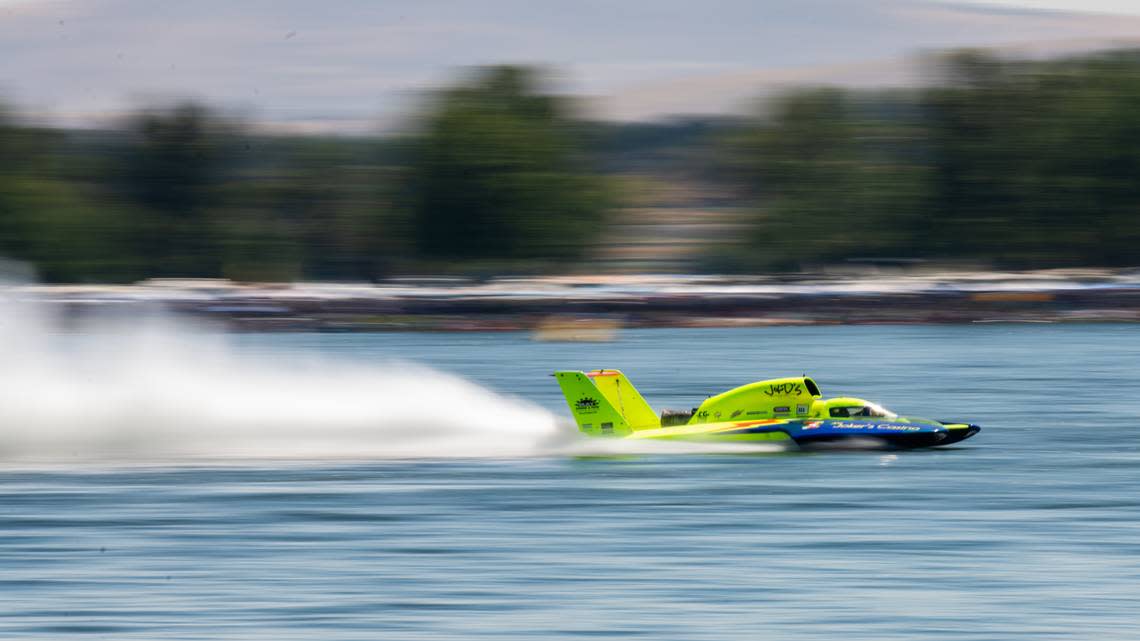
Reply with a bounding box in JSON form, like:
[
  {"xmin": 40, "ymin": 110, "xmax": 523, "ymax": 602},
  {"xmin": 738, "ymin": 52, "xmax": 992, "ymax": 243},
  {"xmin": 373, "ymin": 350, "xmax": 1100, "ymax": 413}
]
[{"xmin": 554, "ymin": 369, "xmax": 980, "ymax": 450}]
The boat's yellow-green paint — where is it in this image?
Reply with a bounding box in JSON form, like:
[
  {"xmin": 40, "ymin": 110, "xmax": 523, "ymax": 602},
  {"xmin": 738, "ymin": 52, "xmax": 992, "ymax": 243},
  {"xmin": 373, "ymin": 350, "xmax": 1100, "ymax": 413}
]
[
  {"xmin": 626, "ymin": 420, "xmax": 793, "ymax": 442},
  {"xmin": 585, "ymin": 369, "xmax": 659, "ymax": 430},
  {"xmin": 553, "ymin": 368, "xmax": 982, "ymax": 449},
  {"xmin": 554, "ymin": 369, "xmax": 826, "ymax": 438}
]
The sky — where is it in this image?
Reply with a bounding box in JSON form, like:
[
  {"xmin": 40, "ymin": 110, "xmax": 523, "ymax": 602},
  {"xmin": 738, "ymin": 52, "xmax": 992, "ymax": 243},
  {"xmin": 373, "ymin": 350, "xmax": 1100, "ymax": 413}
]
[
  {"xmin": 951, "ymin": 0, "xmax": 1140, "ymax": 14},
  {"xmin": 2, "ymin": 0, "xmax": 1139, "ymax": 130}
]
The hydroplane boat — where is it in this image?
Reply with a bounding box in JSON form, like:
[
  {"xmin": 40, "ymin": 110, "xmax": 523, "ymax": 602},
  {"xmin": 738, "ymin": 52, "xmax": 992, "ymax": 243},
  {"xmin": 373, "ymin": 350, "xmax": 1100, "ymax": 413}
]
[{"xmin": 555, "ymin": 370, "xmax": 980, "ymax": 449}]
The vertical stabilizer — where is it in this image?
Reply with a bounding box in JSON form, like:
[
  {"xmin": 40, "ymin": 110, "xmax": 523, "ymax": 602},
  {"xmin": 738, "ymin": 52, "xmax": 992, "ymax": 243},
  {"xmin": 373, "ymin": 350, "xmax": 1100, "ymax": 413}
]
[
  {"xmin": 554, "ymin": 371, "xmax": 631, "ymax": 435},
  {"xmin": 553, "ymin": 369, "xmax": 660, "ymax": 435},
  {"xmin": 586, "ymin": 370, "xmax": 659, "ymax": 430}
]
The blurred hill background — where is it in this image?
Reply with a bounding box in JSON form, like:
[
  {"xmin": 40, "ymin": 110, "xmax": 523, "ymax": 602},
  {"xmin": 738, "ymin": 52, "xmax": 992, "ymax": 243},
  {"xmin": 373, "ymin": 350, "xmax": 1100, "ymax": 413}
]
[{"xmin": 2, "ymin": 0, "xmax": 1140, "ymax": 283}]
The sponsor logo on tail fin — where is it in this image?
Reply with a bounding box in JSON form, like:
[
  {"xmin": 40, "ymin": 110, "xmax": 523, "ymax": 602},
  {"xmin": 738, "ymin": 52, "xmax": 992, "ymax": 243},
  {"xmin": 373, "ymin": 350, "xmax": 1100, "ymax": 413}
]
[{"xmin": 574, "ymin": 397, "xmax": 600, "ymax": 412}]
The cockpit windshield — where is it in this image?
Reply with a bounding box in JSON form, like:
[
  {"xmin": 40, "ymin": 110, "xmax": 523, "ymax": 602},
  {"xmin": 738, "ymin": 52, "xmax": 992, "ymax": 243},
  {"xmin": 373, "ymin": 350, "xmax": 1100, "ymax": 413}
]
[{"xmin": 829, "ymin": 402, "xmax": 896, "ymax": 418}]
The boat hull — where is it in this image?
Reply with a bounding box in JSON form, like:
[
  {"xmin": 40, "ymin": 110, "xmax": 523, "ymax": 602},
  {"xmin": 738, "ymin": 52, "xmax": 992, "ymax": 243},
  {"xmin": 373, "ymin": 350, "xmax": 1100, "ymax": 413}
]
[{"xmin": 627, "ymin": 417, "xmax": 980, "ymax": 450}]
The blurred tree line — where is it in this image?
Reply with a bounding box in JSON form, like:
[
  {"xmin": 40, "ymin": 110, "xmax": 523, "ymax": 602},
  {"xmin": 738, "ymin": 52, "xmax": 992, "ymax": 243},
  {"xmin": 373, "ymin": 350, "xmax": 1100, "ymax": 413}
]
[
  {"xmin": 723, "ymin": 49, "xmax": 1140, "ymax": 270},
  {"xmin": 0, "ymin": 67, "xmax": 610, "ymax": 282},
  {"xmin": 0, "ymin": 101, "xmax": 400, "ymax": 282},
  {"xmin": 2, "ymin": 50, "xmax": 1140, "ymax": 282}
]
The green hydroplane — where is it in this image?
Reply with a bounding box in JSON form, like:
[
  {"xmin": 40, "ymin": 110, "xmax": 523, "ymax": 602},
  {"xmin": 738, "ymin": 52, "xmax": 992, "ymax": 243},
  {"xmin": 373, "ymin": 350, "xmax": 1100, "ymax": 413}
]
[{"xmin": 555, "ymin": 370, "xmax": 980, "ymax": 449}]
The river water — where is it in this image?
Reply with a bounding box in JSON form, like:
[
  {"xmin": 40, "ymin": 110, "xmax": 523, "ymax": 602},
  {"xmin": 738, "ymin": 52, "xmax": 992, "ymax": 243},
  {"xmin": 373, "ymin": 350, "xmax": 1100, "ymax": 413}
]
[{"xmin": 2, "ymin": 322, "xmax": 1139, "ymax": 639}]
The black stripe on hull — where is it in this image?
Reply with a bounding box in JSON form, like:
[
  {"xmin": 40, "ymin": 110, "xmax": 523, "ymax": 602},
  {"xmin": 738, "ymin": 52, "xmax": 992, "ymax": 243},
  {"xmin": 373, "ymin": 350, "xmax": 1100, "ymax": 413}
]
[{"xmin": 794, "ymin": 425, "xmax": 980, "ymax": 450}]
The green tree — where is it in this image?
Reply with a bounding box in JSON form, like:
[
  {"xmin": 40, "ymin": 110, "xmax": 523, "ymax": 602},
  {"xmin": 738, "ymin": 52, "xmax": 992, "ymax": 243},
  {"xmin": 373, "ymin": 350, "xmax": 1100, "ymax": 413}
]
[
  {"xmin": 215, "ymin": 137, "xmax": 399, "ymax": 282},
  {"xmin": 407, "ymin": 66, "xmax": 610, "ymax": 265},
  {"xmin": 119, "ymin": 102, "xmax": 236, "ymax": 277},
  {"xmin": 725, "ymin": 48, "xmax": 1140, "ymax": 271},
  {"xmin": 0, "ymin": 105, "xmax": 141, "ymax": 282},
  {"xmin": 921, "ymin": 50, "xmax": 1140, "ymax": 266},
  {"xmin": 725, "ymin": 88, "xmax": 929, "ymax": 270},
  {"xmin": 0, "ymin": 104, "xmax": 44, "ymax": 265}
]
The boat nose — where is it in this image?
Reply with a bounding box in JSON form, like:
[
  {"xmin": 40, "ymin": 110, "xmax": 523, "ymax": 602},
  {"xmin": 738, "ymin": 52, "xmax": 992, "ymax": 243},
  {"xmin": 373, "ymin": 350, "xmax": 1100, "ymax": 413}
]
[{"xmin": 944, "ymin": 423, "xmax": 981, "ymax": 445}]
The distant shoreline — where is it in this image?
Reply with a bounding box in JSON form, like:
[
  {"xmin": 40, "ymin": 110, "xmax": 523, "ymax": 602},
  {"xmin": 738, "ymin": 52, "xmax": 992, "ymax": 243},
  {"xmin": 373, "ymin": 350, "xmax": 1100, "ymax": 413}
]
[{"xmin": 6, "ymin": 269, "xmax": 1140, "ymax": 332}]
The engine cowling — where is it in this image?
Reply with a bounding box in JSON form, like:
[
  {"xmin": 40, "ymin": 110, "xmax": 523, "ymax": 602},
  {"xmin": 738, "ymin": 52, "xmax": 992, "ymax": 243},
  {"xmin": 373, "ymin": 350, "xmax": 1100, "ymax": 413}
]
[{"xmin": 690, "ymin": 376, "xmax": 822, "ymax": 424}]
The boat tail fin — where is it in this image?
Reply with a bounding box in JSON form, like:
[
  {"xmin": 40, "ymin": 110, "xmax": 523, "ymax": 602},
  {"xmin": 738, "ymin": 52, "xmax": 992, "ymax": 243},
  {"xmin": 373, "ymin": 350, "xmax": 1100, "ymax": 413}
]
[
  {"xmin": 554, "ymin": 371, "xmax": 631, "ymax": 435},
  {"xmin": 553, "ymin": 369, "xmax": 659, "ymax": 436},
  {"xmin": 585, "ymin": 369, "xmax": 659, "ymax": 431}
]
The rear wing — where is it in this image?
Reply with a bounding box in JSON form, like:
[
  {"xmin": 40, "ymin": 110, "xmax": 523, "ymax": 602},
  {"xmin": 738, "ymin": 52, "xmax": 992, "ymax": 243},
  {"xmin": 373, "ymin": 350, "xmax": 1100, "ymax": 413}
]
[{"xmin": 553, "ymin": 369, "xmax": 660, "ymax": 435}]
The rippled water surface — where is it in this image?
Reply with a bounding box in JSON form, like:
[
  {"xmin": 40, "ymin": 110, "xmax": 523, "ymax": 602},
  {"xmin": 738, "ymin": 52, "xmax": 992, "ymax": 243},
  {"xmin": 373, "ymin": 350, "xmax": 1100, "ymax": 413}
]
[{"xmin": 3, "ymin": 324, "xmax": 1140, "ymax": 639}]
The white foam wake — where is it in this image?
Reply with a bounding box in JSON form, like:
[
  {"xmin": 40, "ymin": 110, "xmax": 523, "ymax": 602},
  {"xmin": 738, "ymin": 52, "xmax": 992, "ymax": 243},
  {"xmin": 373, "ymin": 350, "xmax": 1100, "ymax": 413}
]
[{"xmin": 0, "ymin": 297, "xmax": 573, "ymax": 463}]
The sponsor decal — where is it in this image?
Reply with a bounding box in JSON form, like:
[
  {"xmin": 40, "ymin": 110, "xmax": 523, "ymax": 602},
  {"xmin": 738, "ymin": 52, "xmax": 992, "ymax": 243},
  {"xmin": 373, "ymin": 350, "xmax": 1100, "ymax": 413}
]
[
  {"xmin": 575, "ymin": 397, "xmax": 599, "ymax": 414},
  {"xmin": 803, "ymin": 420, "xmax": 823, "ymax": 430},
  {"xmin": 796, "ymin": 404, "xmax": 808, "ymax": 415},
  {"xmin": 730, "ymin": 409, "xmax": 743, "ymax": 419},
  {"xmin": 764, "ymin": 382, "xmax": 803, "ymax": 397},
  {"xmin": 746, "ymin": 410, "xmax": 766, "ymax": 416},
  {"xmin": 876, "ymin": 424, "xmax": 922, "ymax": 432},
  {"xmin": 774, "ymin": 406, "xmax": 790, "ymax": 414},
  {"xmin": 832, "ymin": 422, "xmax": 922, "ymax": 432},
  {"xmin": 833, "ymin": 422, "xmax": 874, "ymax": 430}
]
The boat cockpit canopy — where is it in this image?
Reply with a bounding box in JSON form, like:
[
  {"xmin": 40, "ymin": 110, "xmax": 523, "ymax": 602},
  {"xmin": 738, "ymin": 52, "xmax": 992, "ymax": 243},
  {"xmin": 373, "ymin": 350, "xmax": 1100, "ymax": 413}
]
[{"xmin": 824, "ymin": 399, "xmax": 896, "ymax": 419}]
